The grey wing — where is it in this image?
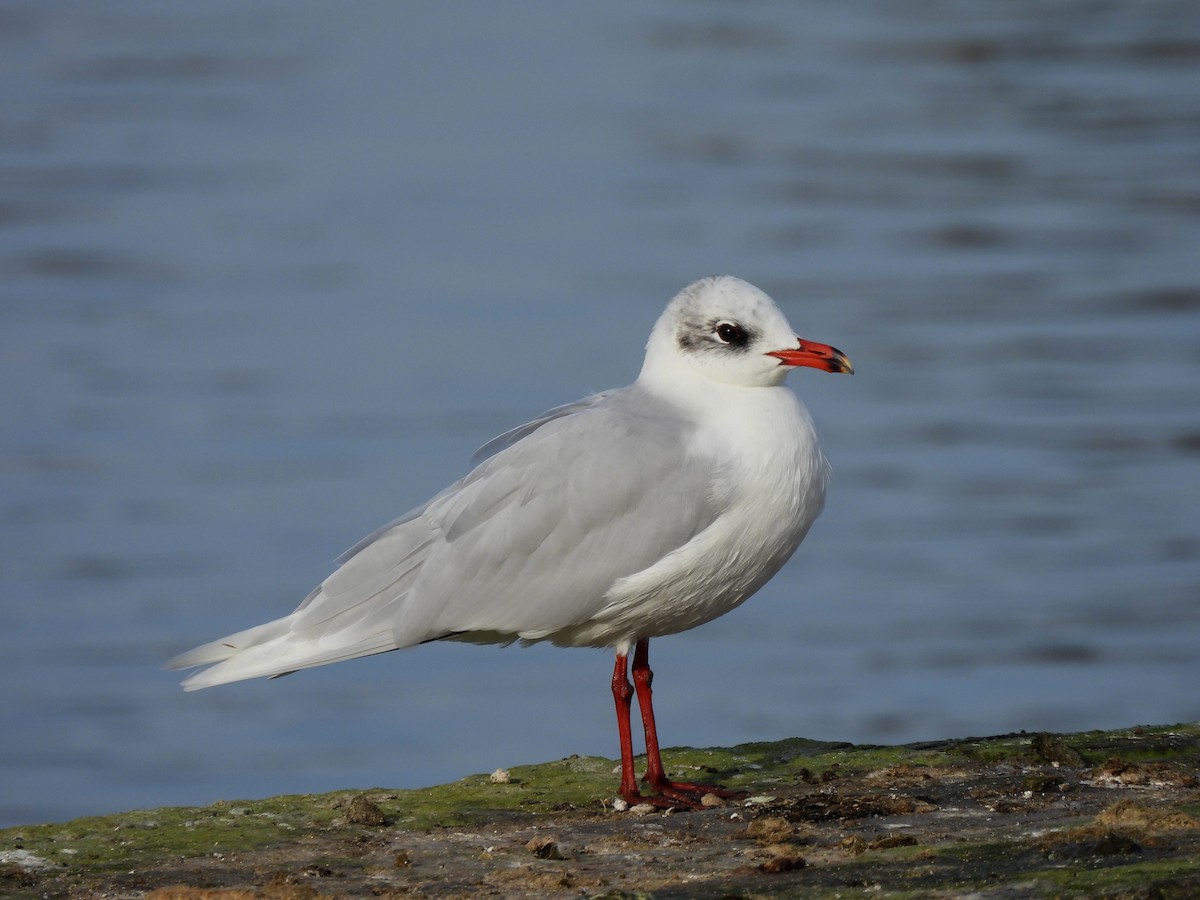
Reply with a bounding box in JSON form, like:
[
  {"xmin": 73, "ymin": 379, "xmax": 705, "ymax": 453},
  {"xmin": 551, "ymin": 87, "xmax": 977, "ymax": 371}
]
[
  {"xmin": 468, "ymin": 390, "xmax": 616, "ymax": 465},
  {"xmin": 170, "ymin": 390, "xmax": 718, "ymax": 688},
  {"xmin": 408, "ymin": 397, "xmax": 719, "ymax": 642},
  {"xmin": 334, "ymin": 389, "xmax": 619, "ymax": 565}
]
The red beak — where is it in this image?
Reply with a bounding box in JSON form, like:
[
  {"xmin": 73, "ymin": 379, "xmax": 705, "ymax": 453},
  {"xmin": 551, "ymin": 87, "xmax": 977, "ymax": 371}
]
[{"xmin": 767, "ymin": 339, "xmax": 854, "ymax": 374}]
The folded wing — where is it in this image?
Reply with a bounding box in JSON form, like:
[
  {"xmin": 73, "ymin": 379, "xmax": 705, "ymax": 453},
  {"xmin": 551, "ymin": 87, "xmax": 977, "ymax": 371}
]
[{"xmin": 167, "ymin": 388, "xmax": 718, "ymax": 689}]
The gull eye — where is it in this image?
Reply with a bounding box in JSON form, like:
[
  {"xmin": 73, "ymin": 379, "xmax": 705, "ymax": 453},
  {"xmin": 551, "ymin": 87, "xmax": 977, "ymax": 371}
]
[{"xmin": 714, "ymin": 321, "xmax": 748, "ymax": 346}]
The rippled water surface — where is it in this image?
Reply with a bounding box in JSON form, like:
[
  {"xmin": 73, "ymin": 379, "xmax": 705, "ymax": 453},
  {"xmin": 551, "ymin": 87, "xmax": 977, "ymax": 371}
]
[{"xmin": 3, "ymin": 1, "xmax": 1199, "ymax": 826}]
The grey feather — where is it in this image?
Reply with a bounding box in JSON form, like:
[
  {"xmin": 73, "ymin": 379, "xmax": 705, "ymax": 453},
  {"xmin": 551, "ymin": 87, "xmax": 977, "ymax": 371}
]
[{"xmin": 168, "ymin": 385, "xmax": 718, "ymax": 687}]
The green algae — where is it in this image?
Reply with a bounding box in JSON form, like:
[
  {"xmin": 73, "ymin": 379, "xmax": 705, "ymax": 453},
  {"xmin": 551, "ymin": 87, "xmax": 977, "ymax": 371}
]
[
  {"xmin": 1, "ymin": 723, "xmax": 1196, "ymax": 898},
  {"xmin": 5, "ymin": 724, "xmax": 1194, "ymax": 866},
  {"xmin": 2, "ymin": 794, "xmax": 347, "ymax": 873},
  {"xmin": 1029, "ymin": 857, "xmax": 1200, "ymax": 896}
]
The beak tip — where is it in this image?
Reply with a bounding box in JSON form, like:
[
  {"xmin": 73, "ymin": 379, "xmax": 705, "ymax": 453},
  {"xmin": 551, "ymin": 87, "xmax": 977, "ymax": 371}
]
[{"xmin": 767, "ymin": 342, "xmax": 854, "ymax": 374}]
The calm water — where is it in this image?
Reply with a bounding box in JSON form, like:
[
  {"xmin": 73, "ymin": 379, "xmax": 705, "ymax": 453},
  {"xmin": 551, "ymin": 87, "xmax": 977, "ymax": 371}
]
[{"xmin": 2, "ymin": 1, "xmax": 1199, "ymax": 827}]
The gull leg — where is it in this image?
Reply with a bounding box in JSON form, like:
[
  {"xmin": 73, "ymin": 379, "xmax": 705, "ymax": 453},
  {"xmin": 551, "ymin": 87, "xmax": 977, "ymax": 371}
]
[
  {"xmin": 611, "ymin": 650, "xmax": 642, "ymax": 803},
  {"xmin": 631, "ymin": 638, "xmax": 746, "ymax": 805}
]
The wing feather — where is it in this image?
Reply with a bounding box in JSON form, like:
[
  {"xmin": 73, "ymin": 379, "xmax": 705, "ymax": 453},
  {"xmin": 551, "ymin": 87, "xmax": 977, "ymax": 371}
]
[{"xmin": 168, "ymin": 387, "xmax": 719, "ymax": 687}]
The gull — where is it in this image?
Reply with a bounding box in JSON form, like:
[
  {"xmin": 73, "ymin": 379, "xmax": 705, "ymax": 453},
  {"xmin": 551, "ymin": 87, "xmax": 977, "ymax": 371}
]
[{"xmin": 167, "ymin": 275, "xmax": 853, "ymax": 807}]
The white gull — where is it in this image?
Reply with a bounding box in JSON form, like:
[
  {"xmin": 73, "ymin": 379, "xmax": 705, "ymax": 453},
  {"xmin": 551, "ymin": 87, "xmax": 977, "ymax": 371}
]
[{"xmin": 167, "ymin": 275, "xmax": 853, "ymax": 806}]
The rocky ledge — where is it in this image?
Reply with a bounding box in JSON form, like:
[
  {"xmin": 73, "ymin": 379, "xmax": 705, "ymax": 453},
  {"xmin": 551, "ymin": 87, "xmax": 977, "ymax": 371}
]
[{"xmin": 2, "ymin": 724, "xmax": 1198, "ymax": 898}]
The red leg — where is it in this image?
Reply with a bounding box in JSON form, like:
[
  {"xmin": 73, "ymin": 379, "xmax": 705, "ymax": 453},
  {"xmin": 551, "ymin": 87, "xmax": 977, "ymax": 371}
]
[
  {"xmin": 610, "ymin": 650, "xmax": 641, "ymax": 803},
  {"xmin": 631, "ymin": 638, "xmax": 672, "ymax": 791},
  {"xmin": 619, "ymin": 638, "xmax": 746, "ymax": 807}
]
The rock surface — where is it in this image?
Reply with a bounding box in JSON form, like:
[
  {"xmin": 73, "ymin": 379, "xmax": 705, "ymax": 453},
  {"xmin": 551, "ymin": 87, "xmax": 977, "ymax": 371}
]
[{"xmin": 2, "ymin": 725, "xmax": 1198, "ymax": 898}]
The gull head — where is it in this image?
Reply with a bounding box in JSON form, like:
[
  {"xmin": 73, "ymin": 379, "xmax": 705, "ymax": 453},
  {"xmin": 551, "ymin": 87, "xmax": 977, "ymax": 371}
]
[{"xmin": 641, "ymin": 276, "xmax": 853, "ymax": 390}]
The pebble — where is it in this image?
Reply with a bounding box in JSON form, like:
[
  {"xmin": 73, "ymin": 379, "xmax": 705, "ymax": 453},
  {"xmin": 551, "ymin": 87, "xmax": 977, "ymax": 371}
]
[
  {"xmin": 346, "ymin": 794, "xmax": 389, "ymax": 826},
  {"xmin": 525, "ymin": 836, "xmax": 565, "ymax": 859},
  {"xmin": 747, "ymin": 816, "xmax": 795, "ymax": 845},
  {"xmin": 759, "ymin": 854, "xmax": 807, "ymax": 874}
]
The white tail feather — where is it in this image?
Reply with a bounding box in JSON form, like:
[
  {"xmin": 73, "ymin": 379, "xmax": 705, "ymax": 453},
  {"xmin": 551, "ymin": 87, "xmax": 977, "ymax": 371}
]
[{"xmin": 176, "ymin": 629, "xmax": 398, "ymax": 691}]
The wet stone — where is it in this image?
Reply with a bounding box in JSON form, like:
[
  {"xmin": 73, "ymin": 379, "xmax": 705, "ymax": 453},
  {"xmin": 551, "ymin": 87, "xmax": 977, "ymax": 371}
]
[
  {"xmin": 747, "ymin": 816, "xmax": 796, "ymax": 845},
  {"xmin": 758, "ymin": 854, "xmax": 806, "ymax": 873},
  {"xmin": 525, "ymin": 836, "xmax": 565, "ymax": 860},
  {"xmin": 1030, "ymin": 732, "xmax": 1085, "ymax": 766},
  {"xmin": 1095, "ymin": 832, "xmax": 1143, "ymax": 856},
  {"xmin": 345, "ymin": 794, "xmax": 389, "ymax": 826},
  {"xmin": 869, "ymin": 833, "xmax": 919, "ymax": 851}
]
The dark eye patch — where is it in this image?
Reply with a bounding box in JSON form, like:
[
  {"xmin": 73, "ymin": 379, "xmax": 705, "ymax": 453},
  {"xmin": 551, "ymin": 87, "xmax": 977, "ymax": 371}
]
[{"xmin": 714, "ymin": 321, "xmax": 749, "ymax": 347}]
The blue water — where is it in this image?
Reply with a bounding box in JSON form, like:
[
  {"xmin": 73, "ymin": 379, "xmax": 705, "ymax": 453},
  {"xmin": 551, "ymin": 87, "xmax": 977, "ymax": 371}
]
[{"xmin": 2, "ymin": 1, "xmax": 1198, "ymax": 827}]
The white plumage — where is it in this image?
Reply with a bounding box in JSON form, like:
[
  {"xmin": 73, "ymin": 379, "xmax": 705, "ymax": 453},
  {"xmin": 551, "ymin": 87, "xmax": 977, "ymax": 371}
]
[{"xmin": 167, "ymin": 276, "xmax": 852, "ymax": 774}]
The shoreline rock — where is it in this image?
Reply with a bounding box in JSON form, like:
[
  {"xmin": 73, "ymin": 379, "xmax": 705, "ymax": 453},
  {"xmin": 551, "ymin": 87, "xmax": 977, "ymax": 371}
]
[{"xmin": 2, "ymin": 724, "xmax": 1197, "ymax": 898}]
